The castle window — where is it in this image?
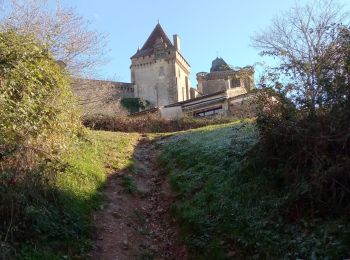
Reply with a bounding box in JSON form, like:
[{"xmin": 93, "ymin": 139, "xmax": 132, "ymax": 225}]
[
  {"xmin": 231, "ymin": 78, "xmax": 241, "ymax": 88},
  {"xmin": 194, "ymin": 106, "xmax": 223, "ymax": 117}
]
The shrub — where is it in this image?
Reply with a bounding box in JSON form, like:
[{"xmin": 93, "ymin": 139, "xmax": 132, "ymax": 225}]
[
  {"xmin": 0, "ymin": 31, "xmax": 80, "ymax": 255},
  {"xmin": 120, "ymin": 97, "xmax": 150, "ymax": 114},
  {"xmin": 251, "ymin": 9, "xmax": 350, "ymax": 216},
  {"xmin": 82, "ymin": 113, "xmax": 235, "ymax": 133},
  {"xmin": 254, "ymin": 93, "xmax": 350, "ymax": 215}
]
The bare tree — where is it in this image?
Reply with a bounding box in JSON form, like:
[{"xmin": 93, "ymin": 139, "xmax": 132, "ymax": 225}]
[
  {"xmin": 252, "ymin": 0, "xmax": 349, "ymax": 110},
  {"xmin": 0, "ymin": 0, "xmax": 108, "ymax": 76}
]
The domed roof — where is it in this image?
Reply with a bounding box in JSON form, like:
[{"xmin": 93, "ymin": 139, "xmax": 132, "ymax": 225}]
[{"xmin": 210, "ymin": 57, "xmax": 232, "ymax": 72}]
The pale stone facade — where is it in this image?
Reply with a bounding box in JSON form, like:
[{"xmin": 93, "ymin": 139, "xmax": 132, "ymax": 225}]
[
  {"xmin": 130, "ymin": 24, "xmax": 191, "ymax": 107},
  {"xmin": 131, "ymin": 89, "xmax": 256, "ymax": 120},
  {"xmin": 131, "ymin": 57, "xmax": 256, "ymax": 119},
  {"xmin": 196, "ymin": 57, "xmax": 254, "ymax": 96}
]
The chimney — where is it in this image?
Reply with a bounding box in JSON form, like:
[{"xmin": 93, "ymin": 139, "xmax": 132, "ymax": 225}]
[{"xmin": 173, "ymin": 34, "xmax": 181, "ymax": 52}]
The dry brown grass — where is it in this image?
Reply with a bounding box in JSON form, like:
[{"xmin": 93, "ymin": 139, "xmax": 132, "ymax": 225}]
[{"xmin": 82, "ymin": 114, "xmax": 235, "ymax": 133}]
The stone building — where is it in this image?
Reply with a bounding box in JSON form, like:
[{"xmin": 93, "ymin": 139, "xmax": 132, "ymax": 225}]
[
  {"xmin": 130, "ymin": 88, "xmax": 256, "ymax": 120},
  {"xmin": 130, "ymin": 23, "xmax": 191, "ymax": 107},
  {"xmin": 131, "ymin": 58, "xmax": 256, "ymax": 119},
  {"xmin": 71, "ymin": 23, "xmax": 191, "ymax": 115},
  {"xmin": 196, "ymin": 57, "xmax": 254, "ymax": 95},
  {"xmin": 72, "ymin": 24, "xmax": 256, "ymax": 119}
]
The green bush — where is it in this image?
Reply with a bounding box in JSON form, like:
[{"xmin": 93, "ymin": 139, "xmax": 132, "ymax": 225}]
[
  {"xmin": 252, "ymin": 25, "xmax": 350, "ymax": 215},
  {"xmin": 120, "ymin": 97, "xmax": 150, "ymax": 113},
  {"xmin": 0, "ymin": 31, "xmax": 81, "ymax": 257}
]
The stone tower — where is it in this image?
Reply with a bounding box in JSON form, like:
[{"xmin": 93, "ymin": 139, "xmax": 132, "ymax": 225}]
[
  {"xmin": 130, "ymin": 23, "xmax": 191, "ymax": 107},
  {"xmin": 196, "ymin": 57, "xmax": 254, "ymax": 95}
]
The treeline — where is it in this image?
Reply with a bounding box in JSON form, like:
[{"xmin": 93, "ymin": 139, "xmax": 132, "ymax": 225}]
[
  {"xmin": 251, "ymin": 0, "xmax": 350, "ymax": 224},
  {"xmin": 0, "ymin": 0, "xmax": 108, "ymax": 258}
]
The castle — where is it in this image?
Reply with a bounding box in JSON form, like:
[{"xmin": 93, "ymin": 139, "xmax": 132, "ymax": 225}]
[
  {"xmin": 72, "ymin": 23, "xmax": 255, "ymax": 118},
  {"xmin": 131, "ymin": 23, "xmax": 191, "ymax": 107}
]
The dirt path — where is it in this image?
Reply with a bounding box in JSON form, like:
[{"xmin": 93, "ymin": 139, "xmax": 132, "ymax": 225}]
[{"xmin": 91, "ymin": 135, "xmax": 188, "ymax": 260}]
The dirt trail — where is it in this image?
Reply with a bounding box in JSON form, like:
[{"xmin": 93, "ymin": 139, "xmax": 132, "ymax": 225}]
[{"xmin": 91, "ymin": 135, "xmax": 188, "ymax": 260}]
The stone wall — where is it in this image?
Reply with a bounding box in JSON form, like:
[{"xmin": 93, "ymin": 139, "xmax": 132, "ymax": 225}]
[
  {"xmin": 228, "ymin": 93, "xmax": 257, "ymax": 118},
  {"xmin": 190, "ymin": 87, "xmax": 201, "ymax": 99},
  {"xmin": 174, "ymin": 52, "xmax": 191, "ymax": 102},
  {"xmin": 132, "ymin": 54, "xmax": 176, "ymax": 107},
  {"xmin": 71, "ymin": 78, "xmax": 134, "ymax": 115},
  {"xmin": 131, "ymin": 50, "xmax": 191, "ymax": 107},
  {"xmin": 197, "ymin": 66, "xmax": 254, "ymax": 95},
  {"xmin": 202, "ymin": 78, "xmax": 227, "ymax": 94}
]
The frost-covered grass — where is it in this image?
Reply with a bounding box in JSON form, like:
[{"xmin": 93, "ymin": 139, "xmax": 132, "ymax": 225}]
[{"xmin": 159, "ymin": 121, "xmax": 350, "ymax": 259}]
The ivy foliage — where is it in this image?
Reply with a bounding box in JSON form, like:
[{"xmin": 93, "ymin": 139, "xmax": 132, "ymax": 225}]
[
  {"xmin": 0, "ymin": 30, "xmax": 80, "ymax": 153},
  {"xmin": 120, "ymin": 97, "xmax": 150, "ymax": 114},
  {"xmin": 0, "ymin": 31, "xmax": 81, "ymax": 257}
]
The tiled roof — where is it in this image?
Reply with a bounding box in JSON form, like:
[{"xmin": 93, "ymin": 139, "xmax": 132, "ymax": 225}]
[
  {"xmin": 164, "ymin": 90, "xmax": 227, "ymax": 107},
  {"xmin": 131, "ymin": 23, "xmax": 174, "ymax": 59}
]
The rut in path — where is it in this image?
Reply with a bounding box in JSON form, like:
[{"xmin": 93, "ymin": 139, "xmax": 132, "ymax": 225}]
[{"xmin": 91, "ymin": 135, "xmax": 188, "ymax": 260}]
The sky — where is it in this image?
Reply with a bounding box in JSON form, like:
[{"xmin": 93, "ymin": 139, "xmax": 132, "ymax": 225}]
[{"xmin": 58, "ymin": 0, "xmax": 349, "ymax": 86}]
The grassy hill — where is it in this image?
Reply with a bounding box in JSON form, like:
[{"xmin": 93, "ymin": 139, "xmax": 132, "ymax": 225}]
[
  {"xmin": 159, "ymin": 121, "xmax": 350, "ymax": 259},
  {"xmin": 7, "ymin": 121, "xmax": 349, "ymax": 259},
  {"xmin": 8, "ymin": 131, "xmax": 139, "ymax": 259}
]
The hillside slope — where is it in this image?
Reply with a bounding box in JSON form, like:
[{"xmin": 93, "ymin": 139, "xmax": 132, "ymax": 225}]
[
  {"xmin": 11, "ymin": 131, "xmax": 139, "ymax": 259},
  {"xmin": 159, "ymin": 121, "xmax": 350, "ymax": 259}
]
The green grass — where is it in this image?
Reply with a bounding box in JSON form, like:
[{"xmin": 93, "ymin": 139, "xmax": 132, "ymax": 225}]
[
  {"xmin": 159, "ymin": 121, "xmax": 350, "ymax": 259},
  {"xmin": 16, "ymin": 130, "xmax": 139, "ymax": 259}
]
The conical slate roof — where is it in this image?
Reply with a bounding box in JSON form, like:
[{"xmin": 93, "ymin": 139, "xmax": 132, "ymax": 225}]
[
  {"xmin": 131, "ymin": 23, "xmax": 174, "ymax": 59},
  {"xmin": 210, "ymin": 57, "xmax": 232, "ymax": 72}
]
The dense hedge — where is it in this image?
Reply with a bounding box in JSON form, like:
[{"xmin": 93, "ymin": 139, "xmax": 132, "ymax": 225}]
[
  {"xmin": 82, "ymin": 113, "xmax": 236, "ymax": 133},
  {"xmin": 0, "ymin": 31, "xmax": 80, "ymax": 257},
  {"xmin": 120, "ymin": 97, "xmax": 150, "ymax": 114},
  {"xmin": 250, "ymin": 26, "xmax": 350, "ymax": 217}
]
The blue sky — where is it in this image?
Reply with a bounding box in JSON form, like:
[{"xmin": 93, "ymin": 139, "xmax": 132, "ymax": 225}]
[{"xmin": 59, "ymin": 0, "xmax": 348, "ymax": 86}]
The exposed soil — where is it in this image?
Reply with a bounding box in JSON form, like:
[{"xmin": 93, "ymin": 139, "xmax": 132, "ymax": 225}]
[{"xmin": 91, "ymin": 135, "xmax": 188, "ymax": 260}]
